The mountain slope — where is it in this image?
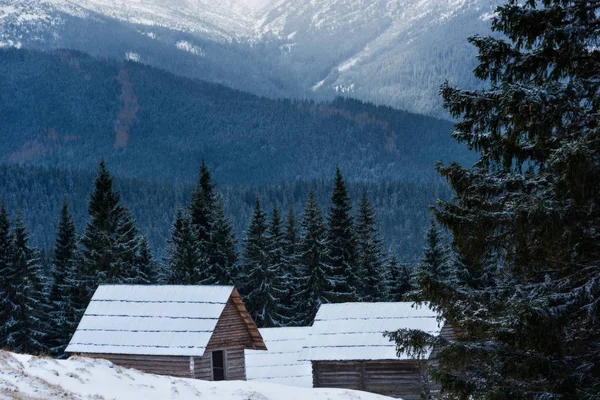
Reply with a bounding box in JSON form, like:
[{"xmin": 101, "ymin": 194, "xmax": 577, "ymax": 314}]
[
  {"xmin": 257, "ymin": 0, "xmax": 496, "ymax": 115},
  {"xmin": 0, "ymin": 0, "xmax": 498, "ymax": 117},
  {"xmin": 0, "ymin": 48, "xmax": 471, "ymax": 185}
]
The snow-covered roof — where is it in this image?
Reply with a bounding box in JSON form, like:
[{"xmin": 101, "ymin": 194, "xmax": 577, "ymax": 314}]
[
  {"xmin": 245, "ymin": 327, "xmax": 312, "ymax": 387},
  {"xmin": 299, "ymin": 302, "xmax": 442, "ymax": 361},
  {"xmin": 66, "ymin": 285, "xmax": 235, "ymax": 357}
]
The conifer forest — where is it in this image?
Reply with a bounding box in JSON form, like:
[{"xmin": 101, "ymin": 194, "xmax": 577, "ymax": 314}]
[{"xmin": 0, "ymin": 0, "xmax": 599, "ymax": 398}]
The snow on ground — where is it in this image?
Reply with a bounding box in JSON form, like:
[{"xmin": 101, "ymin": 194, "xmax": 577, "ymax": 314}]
[{"xmin": 0, "ymin": 351, "xmax": 395, "ymax": 400}]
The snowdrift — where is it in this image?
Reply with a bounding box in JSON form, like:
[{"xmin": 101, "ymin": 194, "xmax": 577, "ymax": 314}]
[{"xmin": 0, "ymin": 351, "xmax": 394, "ymax": 400}]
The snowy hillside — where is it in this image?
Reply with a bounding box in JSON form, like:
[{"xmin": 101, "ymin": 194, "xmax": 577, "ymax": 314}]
[
  {"xmin": 0, "ymin": 0, "xmax": 499, "ymax": 116},
  {"xmin": 0, "ymin": 351, "xmax": 394, "ymax": 400}
]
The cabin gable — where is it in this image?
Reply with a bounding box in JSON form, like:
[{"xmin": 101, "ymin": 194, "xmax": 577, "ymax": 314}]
[{"xmin": 206, "ymin": 289, "xmax": 265, "ymax": 351}]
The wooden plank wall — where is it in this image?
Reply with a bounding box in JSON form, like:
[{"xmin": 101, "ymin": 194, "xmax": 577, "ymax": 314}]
[
  {"xmin": 193, "ymin": 352, "xmax": 213, "ymax": 381},
  {"xmin": 85, "ymin": 353, "xmax": 192, "ymax": 378},
  {"xmin": 225, "ymin": 349, "xmax": 246, "ymax": 380},
  {"xmin": 192, "ymin": 349, "xmax": 247, "ymax": 381},
  {"xmin": 313, "ymin": 360, "xmax": 424, "ymax": 400}
]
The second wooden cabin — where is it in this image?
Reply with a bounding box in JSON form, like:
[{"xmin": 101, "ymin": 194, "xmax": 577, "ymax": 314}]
[
  {"xmin": 299, "ymin": 302, "xmax": 453, "ymax": 399},
  {"xmin": 66, "ymin": 285, "xmax": 267, "ymax": 381}
]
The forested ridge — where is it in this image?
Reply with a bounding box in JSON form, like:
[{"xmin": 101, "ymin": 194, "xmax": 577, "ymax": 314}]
[
  {"xmin": 0, "ymin": 48, "xmax": 472, "ymax": 185},
  {"xmin": 0, "ymin": 163, "xmax": 447, "ymax": 261}
]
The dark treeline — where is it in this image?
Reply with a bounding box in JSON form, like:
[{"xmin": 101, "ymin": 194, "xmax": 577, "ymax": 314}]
[
  {"xmin": 0, "ymin": 163, "xmax": 448, "ymax": 261},
  {"xmin": 0, "ymin": 160, "xmax": 413, "ymax": 356}
]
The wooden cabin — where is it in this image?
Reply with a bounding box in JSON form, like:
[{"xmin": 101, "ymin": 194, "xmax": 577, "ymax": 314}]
[
  {"xmin": 299, "ymin": 302, "xmax": 452, "ymax": 399},
  {"xmin": 66, "ymin": 285, "xmax": 267, "ymax": 381},
  {"xmin": 245, "ymin": 327, "xmax": 313, "ymax": 387}
]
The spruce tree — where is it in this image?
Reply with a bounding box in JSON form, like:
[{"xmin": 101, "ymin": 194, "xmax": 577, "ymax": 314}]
[
  {"xmin": 386, "ymin": 254, "xmax": 411, "ymax": 302},
  {"xmin": 202, "ymin": 195, "xmax": 237, "ymax": 285},
  {"xmin": 326, "ymin": 168, "xmax": 359, "ymax": 302},
  {"xmin": 166, "ymin": 208, "xmax": 201, "ymax": 284},
  {"xmin": 265, "ymin": 206, "xmax": 291, "ymax": 326},
  {"xmin": 404, "ymin": 221, "xmax": 452, "ymax": 306},
  {"xmin": 190, "ymin": 161, "xmax": 216, "ymax": 267},
  {"xmin": 279, "ymin": 207, "xmax": 299, "ymax": 320},
  {"xmin": 355, "ymin": 190, "xmax": 386, "ymax": 301},
  {"xmin": 241, "ymin": 199, "xmax": 286, "ymax": 327},
  {"xmin": 388, "ymin": 0, "xmax": 600, "ymax": 396},
  {"xmin": 0, "ymin": 201, "xmax": 12, "ymax": 347},
  {"xmin": 47, "ymin": 200, "xmax": 79, "ymax": 357},
  {"xmin": 115, "ymin": 209, "xmax": 142, "ymax": 283},
  {"xmin": 68, "ymin": 253, "xmax": 91, "ymax": 331},
  {"xmin": 134, "ymin": 236, "xmax": 157, "ymax": 284},
  {"xmin": 6, "ymin": 213, "xmax": 46, "ymax": 354},
  {"xmin": 80, "ymin": 160, "xmax": 141, "ymax": 296},
  {"xmin": 294, "ymin": 191, "xmax": 336, "ymax": 326}
]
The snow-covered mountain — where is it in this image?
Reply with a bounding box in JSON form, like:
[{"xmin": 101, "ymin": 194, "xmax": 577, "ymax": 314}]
[{"xmin": 0, "ymin": 0, "xmax": 498, "ymax": 116}]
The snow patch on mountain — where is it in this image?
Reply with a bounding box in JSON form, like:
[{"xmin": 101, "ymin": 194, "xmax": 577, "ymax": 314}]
[
  {"xmin": 176, "ymin": 40, "xmax": 205, "ymax": 56},
  {"xmin": 125, "ymin": 51, "xmax": 140, "ymax": 62}
]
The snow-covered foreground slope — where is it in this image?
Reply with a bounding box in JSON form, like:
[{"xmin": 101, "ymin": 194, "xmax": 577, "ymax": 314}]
[{"xmin": 0, "ymin": 351, "xmax": 394, "ymax": 400}]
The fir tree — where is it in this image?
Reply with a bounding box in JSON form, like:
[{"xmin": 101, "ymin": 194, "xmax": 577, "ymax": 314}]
[
  {"xmin": 240, "ymin": 199, "xmax": 286, "ymax": 327},
  {"xmin": 166, "ymin": 208, "xmax": 201, "ymax": 284},
  {"xmin": 6, "ymin": 213, "xmax": 46, "ymax": 354},
  {"xmin": 386, "ymin": 254, "xmax": 411, "ymax": 302},
  {"xmin": 326, "ymin": 168, "xmax": 359, "ymax": 302},
  {"xmin": 389, "ymin": 0, "xmax": 600, "ymax": 396},
  {"xmin": 0, "ymin": 201, "xmax": 12, "ymax": 347},
  {"xmin": 355, "ymin": 190, "xmax": 386, "ymax": 301},
  {"xmin": 202, "ymin": 195, "xmax": 237, "ymax": 285},
  {"xmin": 47, "ymin": 200, "xmax": 79, "ymax": 357},
  {"xmin": 294, "ymin": 191, "xmax": 335, "ymax": 326}
]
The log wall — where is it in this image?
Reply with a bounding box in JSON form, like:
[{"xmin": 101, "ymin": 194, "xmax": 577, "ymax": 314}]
[
  {"xmin": 85, "ymin": 353, "xmax": 193, "ymax": 378},
  {"xmin": 312, "ymin": 324, "xmax": 458, "ymax": 399},
  {"xmin": 313, "ymin": 360, "xmax": 423, "ymax": 399}
]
